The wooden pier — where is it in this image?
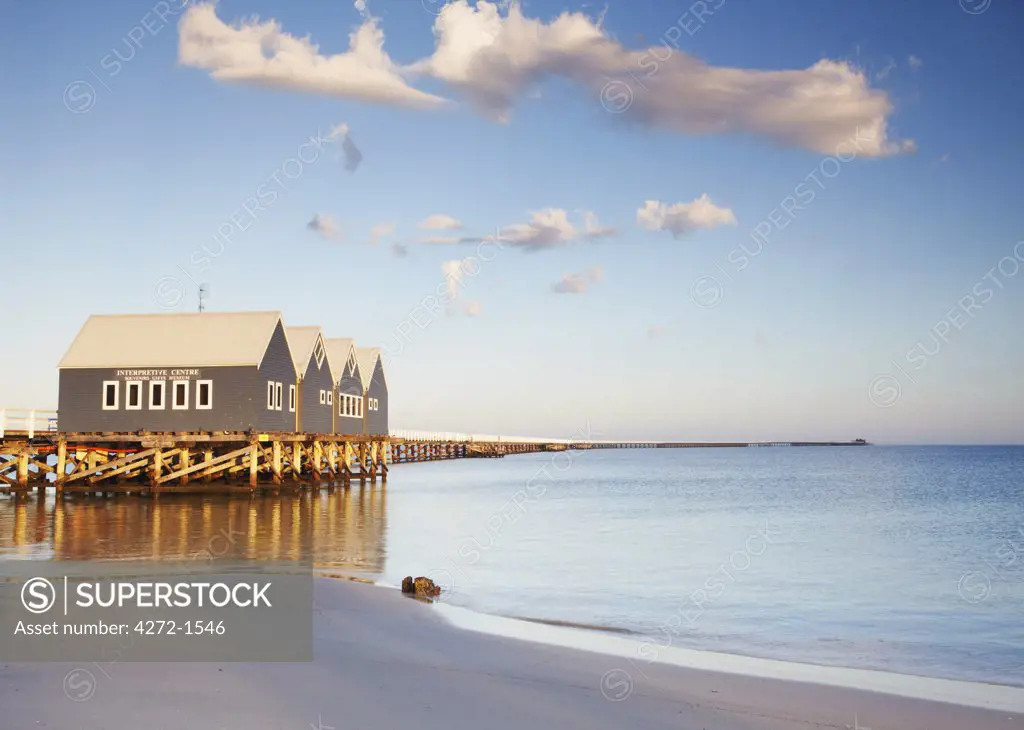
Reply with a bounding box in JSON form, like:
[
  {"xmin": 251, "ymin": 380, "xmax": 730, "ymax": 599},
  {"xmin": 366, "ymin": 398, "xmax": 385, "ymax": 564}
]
[
  {"xmin": 0, "ymin": 412, "xmax": 869, "ymax": 497},
  {"xmin": 0, "ymin": 430, "xmax": 389, "ymax": 495}
]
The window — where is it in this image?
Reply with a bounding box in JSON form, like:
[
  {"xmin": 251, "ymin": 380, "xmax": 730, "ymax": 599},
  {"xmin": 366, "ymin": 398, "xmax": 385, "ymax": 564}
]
[
  {"xmin": 102, "ymin": 381, "xmax": 119, "ymax": 410},
  {"xmin": 196, "ymin": 380, "xmax": 213, "ymax": 410},
  {"xmin": 313, "ymin": 338, "xmax": 326, "ymax": 369},
  {"xmin": 150, "ymin": 380, "xmax": 165, "ymax": 410},
  {"xmin": 126, "ymin": 381, "xmax": 142, "ymax": 410},
  {"xmin": 289, "ymin": 384, "xmax": 296, "ymax": 412},
  {"xmin": 267, "ymin": 381, "xmax": 275, "ymax": 410},
  {"xmin": 319, "ymin": 389, "xmax": 326, "ymax": 405},
  {"xmin": 338, "ymin": 393, "xmax": 363, "ymax": 418},
  {"xmin": 327, "ymin": 390, "xmax": 333, "ymax": 406},
  {"xmin": 172, "ymin": 380, "xmax": 189, "ymax": 410},
  {"xmin": 347, "ymin": 352, "xmax": 357, "ymax": 376},
  {"xmin": 275, "ymin": 382, "xmax": 283, "ymax": 411}
]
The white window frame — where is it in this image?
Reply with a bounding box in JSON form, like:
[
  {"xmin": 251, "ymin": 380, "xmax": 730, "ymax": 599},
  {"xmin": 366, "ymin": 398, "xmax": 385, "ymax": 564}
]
[
  {"xmin": 289, "ymin": 384, "xmax": 296, "ymax": 413},
  {"xmin": 275, "ymin": 382, "xmax": 283, "ymax": 411},
  {"xmin": 327, "ymin": 390, "xmax": 333, "ymax": 406},
  {"xmin": 171, "ymin": 380, "xmax": 190, "ymax": 410},
  {"xmin": 125, "ymin": 381, "xmax": 143, "ymax": 410},
  {"xmin": 196, "ymin": 379, "xmax": 213, "ymax": 410},
  {"xmin": 356, "ymin": 397, "xmax": 363, "ymax": 418},
  {"xmin": 319, "ymin": 389, "xmax": 326, "ymax": 405},
  {"xmin": 347, "ymin": 352, "xmax": 357, "ymax": 377},
  {"xmin": 102, "ymin": 380, "xmax": 120, "ymax": 410},
  {"xmin": 150, "ymin": 380, "xmax": 166, "ymax": 410},
  {"xmin": 267, "ymin": 381, "xmax": 275, "ymax": 411},
  {"xmin": 313, "ymin": 338, "xmax": 326, "ymax": 369}
]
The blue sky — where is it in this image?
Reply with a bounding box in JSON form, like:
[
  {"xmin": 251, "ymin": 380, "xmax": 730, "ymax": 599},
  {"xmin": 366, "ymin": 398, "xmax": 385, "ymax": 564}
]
[{"xmin": 2, "ymin": 0, "xmax": 1023, "ymax": 443}]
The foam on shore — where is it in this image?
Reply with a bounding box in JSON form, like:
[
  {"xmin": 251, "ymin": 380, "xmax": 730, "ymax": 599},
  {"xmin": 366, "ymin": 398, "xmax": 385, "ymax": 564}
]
[{"xmin": 431, "ymin": 601, "xmax": 1024, "ymax": 714}]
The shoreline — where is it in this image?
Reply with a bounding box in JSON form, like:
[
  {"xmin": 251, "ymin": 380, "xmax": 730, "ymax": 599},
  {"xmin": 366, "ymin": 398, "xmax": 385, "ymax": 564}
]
[
  {"xmin": 426, "ymin": 594, "xmax": 1024, "ymax": 714},
  {"xmin": 2, "ymin": 577, "xmax": 1023, "ymax": 729},
  {"xmin": 372, "ymin": 578, "xmax": 1024, "ymax": 701}
]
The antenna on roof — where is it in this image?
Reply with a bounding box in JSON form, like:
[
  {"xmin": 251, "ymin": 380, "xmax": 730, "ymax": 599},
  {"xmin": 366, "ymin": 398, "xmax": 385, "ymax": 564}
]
[{"xmin": 198, "ymin": 283, "xmax": 209, "ymax": 313}]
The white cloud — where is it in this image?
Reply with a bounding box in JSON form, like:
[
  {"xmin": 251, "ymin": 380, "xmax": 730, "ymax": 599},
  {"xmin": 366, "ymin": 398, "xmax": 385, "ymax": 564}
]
[
  {"xmin": 177, "ymin": 3, "xmax": 446, "ymax": 109},
  {"xmin": 499, "ymin": 208, "xmax": 577, "ymax": 250},
  {"xmin": 415, "ymin": 209, "xmax": 614, "ymax": 251},
  {"xmin": 637, "ymin": 195, "xmax": 737, "ymax": 238},
  {"xmin": 307, "ymin": 213, "xmax": 342, "ymax": 240},
  {"xmin": 411, "ymin": 1, "xmax": 913, "ymax": 156},
  {"xmin": 441, "ymin": 260, "xmax": 487, "ymax": 315},
  {"xmin": 442, "ymin": 258, "xmax": 468, "ymax": 302},
  {"xmin": 326, "ymin": 123, "xmax": 363, "ymax": 171},
  {"xmin": 552, "ymin": 266, "xmax": 603, "ymax": 294},
  {"xmin": 939, "ymin": 152, "xmax": 949, "ymax": 164},
  {"xmin": 581, "ymin": 211, "xmax": 616, "ymax": 239},
  {"xmin": 497, "ymin": 209, "xmax": 614, "ymax": 250},
  {"xmin": 419, "ymin": 214, "xmax": 463, "ymax": 230},
  {"xmin": 908, "ymin": 55, "xmax": 923, "ymax": 69},
  {"xmin": 369, "ymin": 222, "xmax": 396, "ymax": 245},
  {"xmin": 179, "ymin": 2, "xmax": 913, "ymax": 157}
]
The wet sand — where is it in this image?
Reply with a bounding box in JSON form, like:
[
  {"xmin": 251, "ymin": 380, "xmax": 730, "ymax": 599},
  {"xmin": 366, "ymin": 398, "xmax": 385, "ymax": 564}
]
[{"xmin": 1, "ymin": 577, "xmax": 1021, "ymax": 730}]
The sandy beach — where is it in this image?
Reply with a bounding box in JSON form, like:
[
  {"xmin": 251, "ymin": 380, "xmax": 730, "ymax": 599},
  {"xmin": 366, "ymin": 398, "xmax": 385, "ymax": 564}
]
[{"xmin": 1, "ymin": 577, "xmax": 1021, "ymax": 730}]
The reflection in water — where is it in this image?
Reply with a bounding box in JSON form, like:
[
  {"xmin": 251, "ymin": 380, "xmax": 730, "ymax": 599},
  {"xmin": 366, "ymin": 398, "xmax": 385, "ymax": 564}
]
[{"xmin": 0, "ymin": 487, "xmax": 386, "ymax": 575}]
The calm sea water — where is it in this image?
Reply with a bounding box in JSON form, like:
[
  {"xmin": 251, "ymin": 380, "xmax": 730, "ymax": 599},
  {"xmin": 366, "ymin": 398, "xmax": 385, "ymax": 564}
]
[{"xmin": 1, "ymin": 446, "xmax": 1022, "ymax": 686}]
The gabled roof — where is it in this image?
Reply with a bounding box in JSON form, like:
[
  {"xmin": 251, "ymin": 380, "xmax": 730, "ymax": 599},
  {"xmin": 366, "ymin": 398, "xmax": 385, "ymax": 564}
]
[
  {"xmin": 58, "ymin": 311, "xmax": 289, "ymax": 370},
  {"xmin": 285, "ymin": 326, "xmax": 326, "ymax": 376},
  {"xmin": 355, "ymin": 347, "xmax": 381, "ymax": 391},
  {"xmin": 324, "ymin": 337, "xmax": 357, "ymax": 384}
]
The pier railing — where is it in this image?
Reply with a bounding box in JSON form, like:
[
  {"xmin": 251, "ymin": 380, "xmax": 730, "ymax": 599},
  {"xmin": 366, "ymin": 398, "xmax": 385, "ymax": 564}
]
[
  {"xmin": 0, "ymin": 409, "xmax": 58, "ymax": 439},
  {"xmin": 388, "ymin": 430, "xmax": 579, "ymax": 445}
]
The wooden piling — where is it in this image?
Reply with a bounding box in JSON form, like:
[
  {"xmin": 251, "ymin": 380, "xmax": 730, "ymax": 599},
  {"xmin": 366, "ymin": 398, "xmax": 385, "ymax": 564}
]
[
  {"xmin": 55, "ymin": 439, "xmax": 67, "ymax": 493},
  {"xmin": 249, "ymin": 439, "xmax": 259, "ymax": 489}
]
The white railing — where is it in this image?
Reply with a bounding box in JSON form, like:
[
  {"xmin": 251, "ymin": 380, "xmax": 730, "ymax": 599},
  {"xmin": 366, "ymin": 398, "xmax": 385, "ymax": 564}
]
[
  {"xmin": 0, "ymin": 408, "xmax": 58, "ymax": 439},
  {"xmin": 389, "ymin": 430, "xmax": 580, "ymax": 445},
  {"xmin": 389, "ymin": 430, "xmax": 653, "ymax": 446}
]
